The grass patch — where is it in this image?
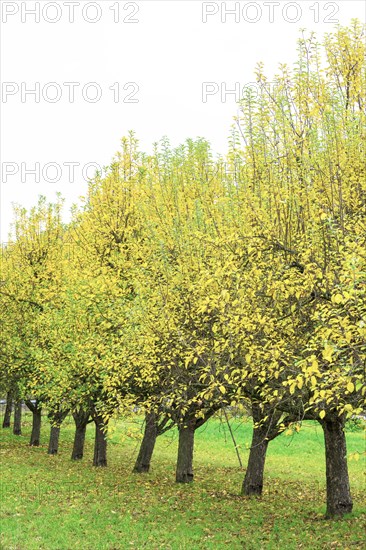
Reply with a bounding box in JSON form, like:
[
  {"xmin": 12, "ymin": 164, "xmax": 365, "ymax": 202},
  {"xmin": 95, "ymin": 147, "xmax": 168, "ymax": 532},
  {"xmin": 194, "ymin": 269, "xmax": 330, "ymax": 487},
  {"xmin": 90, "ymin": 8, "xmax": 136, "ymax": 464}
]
[{"xmin": 0, "ymin": 413, "xmax": 365, "ymax": 549}]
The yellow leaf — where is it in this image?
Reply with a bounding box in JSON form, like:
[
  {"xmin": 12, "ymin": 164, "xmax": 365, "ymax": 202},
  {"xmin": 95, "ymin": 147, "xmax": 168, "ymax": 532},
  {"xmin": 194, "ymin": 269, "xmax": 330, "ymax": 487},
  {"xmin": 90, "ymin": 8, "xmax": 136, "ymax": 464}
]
[
  {"xmin": 332, "ymin": 293, "xmax": 343, "ymax": 304},
  {"xmin": 347, "ymin": 382, "xmax": 354, "ymax": 393},
  {"xmin": 322, "ymin": 345, "xmax": 334, "ymax": 362},
  {"xmin": 319, "ymin": 410, "xmax": 326, "ymax": 419}
]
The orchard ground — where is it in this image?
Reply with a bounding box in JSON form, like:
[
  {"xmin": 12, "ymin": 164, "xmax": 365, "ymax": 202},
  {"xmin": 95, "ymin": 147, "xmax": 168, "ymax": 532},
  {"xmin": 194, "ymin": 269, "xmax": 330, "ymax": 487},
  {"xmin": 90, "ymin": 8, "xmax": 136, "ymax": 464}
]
[{"xmin": 0, "ymin": 412, "xmax": 365, "ymax": 550}]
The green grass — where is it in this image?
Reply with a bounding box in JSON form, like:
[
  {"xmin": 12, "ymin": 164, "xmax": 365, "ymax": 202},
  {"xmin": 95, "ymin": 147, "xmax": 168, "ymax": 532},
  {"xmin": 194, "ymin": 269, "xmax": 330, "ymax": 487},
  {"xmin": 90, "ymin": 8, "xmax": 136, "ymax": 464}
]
[{"xmin": 1, "ymin": 412, "xmax": 365, "ymax": 549}]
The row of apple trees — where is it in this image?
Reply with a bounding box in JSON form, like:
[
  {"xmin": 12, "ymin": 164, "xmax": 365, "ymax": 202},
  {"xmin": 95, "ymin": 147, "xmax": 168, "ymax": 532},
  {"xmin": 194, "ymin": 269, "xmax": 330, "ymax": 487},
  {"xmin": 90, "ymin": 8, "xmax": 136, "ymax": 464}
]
[{"xmin": 1, "ymin": 22, "xmax": 365, "ymax": 518}]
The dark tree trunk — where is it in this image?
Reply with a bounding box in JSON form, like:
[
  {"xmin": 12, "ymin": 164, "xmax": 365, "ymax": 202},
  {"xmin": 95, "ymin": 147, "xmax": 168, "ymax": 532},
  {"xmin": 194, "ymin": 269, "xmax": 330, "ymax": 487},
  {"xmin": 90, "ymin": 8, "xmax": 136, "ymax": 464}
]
[
  {"xmin": 48, "ymin": 426, "xmax": 61, "ymax": 455},
  {"xmin": 133, "ymin": 411, "xmax": 158, "ymax": 473},
  {"xmin": 241, "ymin": 403, "xmax": 288, "ymax": 497},
  {"xmin": 2, "ymin": 391, "xmax": 12, "ymax": 428},
  {"xmin": 13, "ymin": 401, "xmax": 22, "ymax": 435},
  {"xmin": 320, "ymin": 417, "xmax": 353, "ymax": 517},
  {"xmin": 47, "ymin": 410, "xmax": 68, "ymax": 455},
  {"xmin": 174, "ymin": 407, "xmax": 218, "ymax": 484},
  {"xmin": 93, "ymin": 414, "xmax": 107, "ymax": 467},
  {"xmin": 25, "ymin": 401, "xmax": 42, "ymax": 446},
  {"xmin": 176, "ymin": 422, "xmax": 195, "ymax": 483},
  {"xmin": 71, "ymin": 424, "xmax": 87, "ymax": 460},
  {"xmin": 71, "ymin": 410, "xmax": 89, "ymax": 460},
  {"xmin": 30, "ymin": 408, "xmax": 42, "ymax": 446},
  {"xmin": 242, "ymin": 428, "xmax": 268, "ymax": 496},
  {"xmin": 241, "ymin": 402, "xmax": 272, "ymax": 496}
]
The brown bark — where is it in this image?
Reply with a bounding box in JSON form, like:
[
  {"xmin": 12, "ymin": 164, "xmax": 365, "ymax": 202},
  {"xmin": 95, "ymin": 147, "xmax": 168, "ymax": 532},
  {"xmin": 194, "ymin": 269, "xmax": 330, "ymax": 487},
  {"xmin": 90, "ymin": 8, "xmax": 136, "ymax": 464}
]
[
  {"xmin": 241, "ymin": 403, "xmax": 293, "ymax": 497},
  {"xmin": 93, "ymin": 413, "xmax": 107, "ymax": 467},
  {"xmin": 48, "ymin": 426, "xmax": 61, "ymax": 455},
  {"xmin": 2, "ymin": 391, "xmax": 12, "ymax": 428},
  {"xmin": 320, "ymin": 417, "xmax": 353, "ymax": 517},
  {"xmin": 13, "ymin": 400, "xmax": 22, "ymax": 435},
  {"xmin": 174, "ymin": 407, "xmax": 218, "ymax": 484},
  {"xmin": 26, "ymin": 401, "xmax": 42, "ymax": 446},
  {"xmin": 176, "ymin": 421, "xmax": 195, "ymax": 483},
  {"xmin": 242, "ymin": 427, "xmax": 268, "ymax": 496},
  {"xmin": 71, "ymin": 410, "xmax": 90, "ymax": 460},
  {"xmin": 47, "ymin": 410, "xmax": 68, "ymax": 455},
  {"xmin": 242, "ymin": 403, "xmax": 271, "ymax": 496},
  {"xmin": 133, "ymin": 411, "xmax": 157, "ymax": 473}
]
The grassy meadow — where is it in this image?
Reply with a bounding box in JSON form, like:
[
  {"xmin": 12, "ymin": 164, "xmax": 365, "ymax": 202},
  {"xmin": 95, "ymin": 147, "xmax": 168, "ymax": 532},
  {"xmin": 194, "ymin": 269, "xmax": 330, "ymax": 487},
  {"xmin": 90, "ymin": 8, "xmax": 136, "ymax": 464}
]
[{"xmin": 0, "ymin": 411, "xmax": 365, "ymax": 549}]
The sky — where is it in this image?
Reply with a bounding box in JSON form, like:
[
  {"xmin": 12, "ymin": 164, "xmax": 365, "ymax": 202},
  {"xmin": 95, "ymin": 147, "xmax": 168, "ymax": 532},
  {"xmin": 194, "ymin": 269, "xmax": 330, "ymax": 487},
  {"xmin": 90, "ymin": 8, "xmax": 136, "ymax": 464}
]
[{"xmin": 1, "ymin": 0, "xmax": 365, "ymax": 241}]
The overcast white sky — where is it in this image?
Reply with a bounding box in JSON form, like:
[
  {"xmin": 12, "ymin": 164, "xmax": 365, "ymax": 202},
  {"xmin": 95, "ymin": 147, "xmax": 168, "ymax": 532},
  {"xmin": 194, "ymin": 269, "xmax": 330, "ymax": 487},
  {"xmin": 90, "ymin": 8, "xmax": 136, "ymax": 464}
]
[{"xmin": 1, "ymin": 0, "xmax": 365, "ymax": 240}]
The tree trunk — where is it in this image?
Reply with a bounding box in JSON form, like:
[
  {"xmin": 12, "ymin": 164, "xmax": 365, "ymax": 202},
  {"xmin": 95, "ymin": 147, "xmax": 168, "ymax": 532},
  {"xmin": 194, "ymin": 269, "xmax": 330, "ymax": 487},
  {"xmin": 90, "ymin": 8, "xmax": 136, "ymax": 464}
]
[
  {"xmin": 2, "ymin": 391, "xmax": 12, "ymax": 428},
  {"xmin": 133, "ymin": 411, "xmax": 158, "ymax": 473},
  {"xmin": 93, "ymin": 414, "xmax": 107, "ymax": 467},
  {"xmin": 321, "ymin": 417, "xmax": 353, "ymax": 517},
  {"xmin": 29, "ymin": 406, "xmax": 42, "ymax": 446},
  {"xmin": 13, "ymin": 401, "xmax": 22, "ymax": 435},
  {"xmin": 176, "ymin": 422, "xmax": 195, "ymax": 483},
  {"xmin": 71, "ymin": 423, "xmax": 87, "ymax": 460},
  {"xmin": 71, "ymin": 410, "xmax": 89, "ymax": 460},
  {"xmin": 48, "ymin": 426, "xmax": 61, "ymax": 455},
  {"xmin": 47, "ymin": 410, "xmax": 68, "ymax": 455},
  {"xmin": 242, "ymin": 427, "xmax": 268, "ymax": 496},
  {"xmin": 241, "ymin": 403, "xmax": 285, "ymax": 497}
]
